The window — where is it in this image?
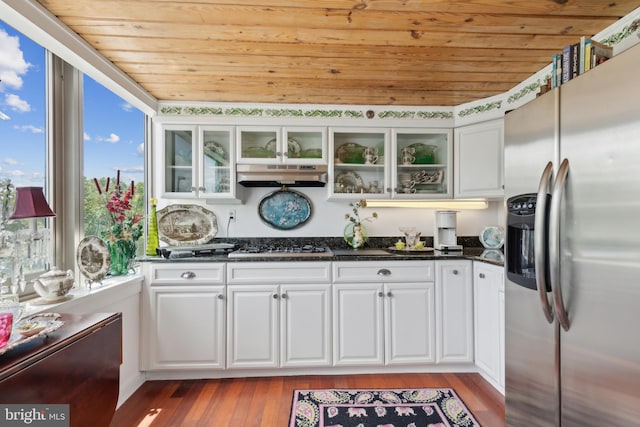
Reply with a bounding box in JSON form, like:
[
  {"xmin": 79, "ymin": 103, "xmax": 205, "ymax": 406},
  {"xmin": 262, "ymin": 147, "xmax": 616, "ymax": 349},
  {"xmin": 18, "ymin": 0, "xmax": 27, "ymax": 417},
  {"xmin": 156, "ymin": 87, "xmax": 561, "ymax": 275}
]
[
  {"xmin": 83, "ymin": 76, "xmax": 145, "ymax": 254},
  {"xmin": 0, "ymin": 22, "xmax": 47, "ymax": 292}
]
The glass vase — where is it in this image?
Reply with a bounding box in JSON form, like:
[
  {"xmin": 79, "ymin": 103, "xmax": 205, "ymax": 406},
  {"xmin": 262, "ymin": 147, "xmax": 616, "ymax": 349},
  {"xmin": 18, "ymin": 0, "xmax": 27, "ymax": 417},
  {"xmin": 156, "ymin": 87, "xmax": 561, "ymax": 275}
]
[
  {"xmin": 146, "ymin": 203, "xmax": 159, "ymax": 256},
  {"xmin": 343, "ymin": 222, "xmax": 368, "ymax": 249},
  {"xmin": 108, "ymin": 239, "xmax": 137, "ymax": 276}
]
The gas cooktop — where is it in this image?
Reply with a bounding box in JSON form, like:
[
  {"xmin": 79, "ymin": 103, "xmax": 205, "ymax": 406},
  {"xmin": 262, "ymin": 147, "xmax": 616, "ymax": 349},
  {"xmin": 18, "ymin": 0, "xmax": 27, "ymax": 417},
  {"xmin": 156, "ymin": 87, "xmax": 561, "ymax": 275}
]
[{"xmin": 228, "ymin": 244, "xmax": 333, "ymax": 258}]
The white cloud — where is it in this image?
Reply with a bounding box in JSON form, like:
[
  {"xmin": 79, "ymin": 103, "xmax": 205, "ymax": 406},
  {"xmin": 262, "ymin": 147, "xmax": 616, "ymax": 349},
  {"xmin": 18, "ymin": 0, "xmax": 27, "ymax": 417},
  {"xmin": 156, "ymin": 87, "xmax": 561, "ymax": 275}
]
[
  {"xmin": 136, "ymin": 143, "xmax": 144, "ymax": 156},
  {"xmin": 121, "ymin": 102, "xmax": 134, "ymax": 112},
  {"xmin": 84, "ymin": 132, "xmax": 91, "ymax": 141},
  {"xmin": 5, "ymin": 93, "xmax": 31, "ymax": 112},
  {"xmin": 0, "ymin": 29, "xmax": 31, "ymax": 90},
  {"xmin": 117, "ymin": 166, "xmax": 144, "ymax": 174},
  {"xmin": 13, "ymin": 124, "xmax": 43, "ymax": 134},
  {"xmin": 97, "ymin": 133, "xmax": 120, "ymax": 143},
  {"xmin": 3, "ymin": 158, "xmax": 18, "ymax": 165}
]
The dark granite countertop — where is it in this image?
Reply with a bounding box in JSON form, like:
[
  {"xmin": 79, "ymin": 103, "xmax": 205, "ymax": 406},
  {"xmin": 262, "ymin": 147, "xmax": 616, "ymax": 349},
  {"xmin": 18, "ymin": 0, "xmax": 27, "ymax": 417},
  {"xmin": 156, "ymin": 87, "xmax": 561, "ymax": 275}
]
[{"xmin": 138, "ymin": 239, "xmax": 504, "ymax": 267}]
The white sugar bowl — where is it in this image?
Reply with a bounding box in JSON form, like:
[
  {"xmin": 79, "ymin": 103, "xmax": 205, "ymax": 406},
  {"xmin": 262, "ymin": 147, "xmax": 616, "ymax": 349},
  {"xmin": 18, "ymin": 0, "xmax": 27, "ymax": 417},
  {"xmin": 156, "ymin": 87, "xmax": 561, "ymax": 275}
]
[{"xmin": 33, "ymin": 267, "xmax": 74, "ymax": 301}]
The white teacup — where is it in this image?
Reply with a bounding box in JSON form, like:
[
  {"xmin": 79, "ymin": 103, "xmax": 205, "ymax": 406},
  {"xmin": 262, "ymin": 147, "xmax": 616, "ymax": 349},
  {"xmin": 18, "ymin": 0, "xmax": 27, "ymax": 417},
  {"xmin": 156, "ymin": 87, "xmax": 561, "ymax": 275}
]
[
  {"xmin": 402, "ymin": 155, "xmax": 415, "ymax": 165},
  {"xmin": 364, "ymin": 154, "xmax": 378, "ymax": 165}
]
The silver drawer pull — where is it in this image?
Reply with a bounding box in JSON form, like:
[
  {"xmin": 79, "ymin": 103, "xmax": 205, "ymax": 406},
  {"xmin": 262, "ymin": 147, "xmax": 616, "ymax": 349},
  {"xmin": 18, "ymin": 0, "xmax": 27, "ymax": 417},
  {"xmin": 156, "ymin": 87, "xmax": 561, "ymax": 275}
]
[
  {"xmin": 181, "ymin": 271, "xmax": 196, "ymax": 279},
  {"xmin": 217, "ymin": 294, "xmax": 224, "ymax": 300},
  {"xmin": 479, "ymin": 273, "xmax": 486, "ymax": 279},
  {"xmin": 377, "ymin": 268, "xmax": 391, "ymax": 276},
  {"xmin": 378, "ymin": 291, "xmax": 385, "ymax": 298}
]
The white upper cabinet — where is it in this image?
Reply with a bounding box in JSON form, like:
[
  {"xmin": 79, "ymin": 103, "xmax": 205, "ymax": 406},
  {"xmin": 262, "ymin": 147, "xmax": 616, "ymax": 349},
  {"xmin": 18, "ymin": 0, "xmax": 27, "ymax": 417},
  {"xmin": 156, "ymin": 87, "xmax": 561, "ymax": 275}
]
[
  {"xmin": 160, "ymin": 125, "xmax": 237, "ymax": 200},
  {"xmin": 237, "ymin": 126, "xmax": 327, "ymax": 164},
  {"xmin": 329, "ymin": 127, "xmax": 453, "ymax": 200},
  {"xmin": 393, "ymin": 128, "xmax": 453, "ymax": 199},
  {"xmin": 454, "ymin": 119, "xmax": 504, "ymax": 199},
  {"xmin": 329, "ymin": 127, "xmax": 390, "ymax": 199}
]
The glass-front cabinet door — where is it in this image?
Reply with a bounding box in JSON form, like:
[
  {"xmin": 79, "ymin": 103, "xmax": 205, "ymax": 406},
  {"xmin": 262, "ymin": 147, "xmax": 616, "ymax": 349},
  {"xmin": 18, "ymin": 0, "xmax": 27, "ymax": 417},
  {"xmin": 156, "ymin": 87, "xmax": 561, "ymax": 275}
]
[
  {"xmin": 237, "ymin": 126, "xmax": 326, "ymax": 164},
  {"xmin": 392, "ymin": 129, "xmax": 452, "ymax": 198},
  {"xmin": 161, "ymin": 125, "xmax": 236, "ymax": 199},
  {"xmin": 163, "ymin": 126, "xmax": 196, "ymax": 196},
  {"xmin": 283, "ymin": 127, "xmax": 326, "ymax": 164},
  {"xmin": 236, "ymin": 127, "xmax": 280, "ymax": 163},
  {"xmin": 329, "ymin": 128, "xmax": 389, "ymax": 199},
  {"xmin": 200, "ymin": 126, "xmax": 235, "ymax": 198}
]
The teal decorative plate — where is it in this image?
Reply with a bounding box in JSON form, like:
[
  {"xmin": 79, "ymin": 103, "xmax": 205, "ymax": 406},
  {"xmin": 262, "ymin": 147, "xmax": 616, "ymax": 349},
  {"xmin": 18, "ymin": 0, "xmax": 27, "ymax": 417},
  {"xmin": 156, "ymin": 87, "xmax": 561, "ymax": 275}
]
[
  {"xmin": 479, "ymin": 226, "xmax": 505, "ymax": 249},
  {"xmin": 258, "ymin": 189, "xmax": 312, "ymax": 230}
]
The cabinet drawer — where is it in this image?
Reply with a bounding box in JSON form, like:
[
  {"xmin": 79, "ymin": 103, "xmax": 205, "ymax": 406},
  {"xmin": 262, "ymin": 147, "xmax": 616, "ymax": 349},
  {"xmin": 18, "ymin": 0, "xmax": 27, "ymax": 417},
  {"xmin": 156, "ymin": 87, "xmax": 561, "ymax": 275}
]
[
  {"xmin": 227, "ymin": 262, "xmax": 331, "ymax": 284},
  {"xmin": 333, "ymin": 261, "xmax": 434, "ymax": 283},
  {"xmin": 149, "ymin": 263, "xmax": 225, "ymax": 285}
]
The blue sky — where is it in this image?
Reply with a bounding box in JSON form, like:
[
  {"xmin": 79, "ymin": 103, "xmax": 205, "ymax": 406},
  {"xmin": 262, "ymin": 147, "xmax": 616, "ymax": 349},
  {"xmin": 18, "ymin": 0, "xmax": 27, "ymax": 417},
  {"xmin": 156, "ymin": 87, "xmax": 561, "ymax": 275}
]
[{"xmin": 0, "ymin": 21, "xmax": 144, "ymax": 188}]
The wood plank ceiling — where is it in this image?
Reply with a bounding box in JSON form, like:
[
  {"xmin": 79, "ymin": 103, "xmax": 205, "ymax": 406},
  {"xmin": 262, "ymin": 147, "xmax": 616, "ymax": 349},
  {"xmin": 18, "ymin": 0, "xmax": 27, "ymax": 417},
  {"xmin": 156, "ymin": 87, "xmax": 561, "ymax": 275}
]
[{"xmin": 36, "ymin": 0, "xmax": 640, "ymax": 106}]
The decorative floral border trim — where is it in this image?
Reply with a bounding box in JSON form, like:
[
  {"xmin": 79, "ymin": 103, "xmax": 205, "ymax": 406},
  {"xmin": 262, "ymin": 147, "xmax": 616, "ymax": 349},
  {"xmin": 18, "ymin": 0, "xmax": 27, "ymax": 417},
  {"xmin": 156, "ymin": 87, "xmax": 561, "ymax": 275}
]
[
  {"xmin": 457, "ymin": 101, "xmax": 503, "ymax": 118},
  {"xmin": 159, "ymin": 105, "xmax": 453, "ymax": 121}
]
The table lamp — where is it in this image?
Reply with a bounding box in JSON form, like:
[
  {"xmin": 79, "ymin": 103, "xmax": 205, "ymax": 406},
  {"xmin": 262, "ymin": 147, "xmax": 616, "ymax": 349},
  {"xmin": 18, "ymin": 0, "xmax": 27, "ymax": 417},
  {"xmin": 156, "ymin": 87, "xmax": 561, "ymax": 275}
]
[{"xmin": 8, "ymin": 187, "xmax": 55, "ymax": 291}]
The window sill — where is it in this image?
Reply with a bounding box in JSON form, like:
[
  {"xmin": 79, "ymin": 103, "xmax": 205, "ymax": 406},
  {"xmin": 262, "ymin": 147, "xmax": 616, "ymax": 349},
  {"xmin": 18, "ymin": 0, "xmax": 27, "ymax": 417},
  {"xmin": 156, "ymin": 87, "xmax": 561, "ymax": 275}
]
[{"xmin": 22, "ymin": 273, "xmax": 143, "ymax": 317}]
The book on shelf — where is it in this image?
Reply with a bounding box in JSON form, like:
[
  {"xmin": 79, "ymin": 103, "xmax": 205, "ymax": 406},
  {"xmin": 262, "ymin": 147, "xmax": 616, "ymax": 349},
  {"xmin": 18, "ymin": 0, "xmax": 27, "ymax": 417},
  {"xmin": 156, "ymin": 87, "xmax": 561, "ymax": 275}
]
[
  {"xmin": 590, "ymin": 39, "xmax": 613, "ymax": 67},
  {"xmin": 561, "ymin": 44, "xmax": 572, "ymax": 84},
  {"xmin": 554, "ymin": 37, "xmax": 614, "ymax": 88},
  {"xmin": 584, "ymin": 39, "xmax": 592, "ymax": 72}
]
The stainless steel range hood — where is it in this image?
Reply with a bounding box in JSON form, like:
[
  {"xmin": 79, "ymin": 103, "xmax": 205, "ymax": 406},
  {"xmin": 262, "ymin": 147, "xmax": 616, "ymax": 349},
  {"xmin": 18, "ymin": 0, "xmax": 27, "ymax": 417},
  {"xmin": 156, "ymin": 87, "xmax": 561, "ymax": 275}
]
[{"xmin": 237, "ymin": 164, "xmax": 327, "ymax": 187}]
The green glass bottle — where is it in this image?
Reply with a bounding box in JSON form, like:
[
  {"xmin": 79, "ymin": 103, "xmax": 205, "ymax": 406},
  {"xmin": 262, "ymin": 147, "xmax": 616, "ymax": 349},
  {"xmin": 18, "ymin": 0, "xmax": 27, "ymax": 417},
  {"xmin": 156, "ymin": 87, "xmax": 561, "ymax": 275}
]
[{"xmin": 146, "ymin": 199, "xmax": 159, "ymax": 256}]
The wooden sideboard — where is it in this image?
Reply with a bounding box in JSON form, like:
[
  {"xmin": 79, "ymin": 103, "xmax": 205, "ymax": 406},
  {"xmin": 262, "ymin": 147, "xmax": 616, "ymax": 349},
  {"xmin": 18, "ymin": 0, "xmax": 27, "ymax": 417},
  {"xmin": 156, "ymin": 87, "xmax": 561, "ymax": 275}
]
[{"xmin": 0, "ymin": 312, "xmax": 122, "ymax": 427}]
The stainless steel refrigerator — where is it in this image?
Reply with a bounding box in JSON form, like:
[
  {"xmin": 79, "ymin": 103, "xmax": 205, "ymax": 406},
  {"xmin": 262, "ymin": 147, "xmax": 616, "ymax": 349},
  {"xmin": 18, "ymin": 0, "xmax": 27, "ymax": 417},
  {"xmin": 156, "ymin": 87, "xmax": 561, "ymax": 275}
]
[{"xmin": 504, "ymin": 43, "xmax": 640, "ymax": 426}]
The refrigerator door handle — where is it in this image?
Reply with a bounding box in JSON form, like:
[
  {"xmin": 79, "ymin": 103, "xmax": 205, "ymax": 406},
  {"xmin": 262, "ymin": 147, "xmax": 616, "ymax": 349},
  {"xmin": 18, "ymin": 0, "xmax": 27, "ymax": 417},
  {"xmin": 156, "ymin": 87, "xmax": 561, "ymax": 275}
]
[
  {"xmin": 549, "ymin": 158, "xmax": 571, "ymax": 331},
  {"xmin": 534, "ymin": 161, "xmax": 554, "ymax": 324}
]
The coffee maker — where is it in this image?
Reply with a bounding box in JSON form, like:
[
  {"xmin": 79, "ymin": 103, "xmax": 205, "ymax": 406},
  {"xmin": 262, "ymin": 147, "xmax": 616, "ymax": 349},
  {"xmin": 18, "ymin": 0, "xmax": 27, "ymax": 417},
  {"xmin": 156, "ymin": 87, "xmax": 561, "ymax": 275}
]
[{"xmin": 434, "ymin": 210, "xmax": 462, "ymax": 251}]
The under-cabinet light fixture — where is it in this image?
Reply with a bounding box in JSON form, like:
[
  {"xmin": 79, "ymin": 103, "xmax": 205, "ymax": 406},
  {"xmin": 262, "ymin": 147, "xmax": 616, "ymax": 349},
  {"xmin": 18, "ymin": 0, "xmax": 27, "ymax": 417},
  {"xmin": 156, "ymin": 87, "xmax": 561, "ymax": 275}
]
[{"xmin": 362, "ymin": 199, "xmax": 489, "ymax": 210}]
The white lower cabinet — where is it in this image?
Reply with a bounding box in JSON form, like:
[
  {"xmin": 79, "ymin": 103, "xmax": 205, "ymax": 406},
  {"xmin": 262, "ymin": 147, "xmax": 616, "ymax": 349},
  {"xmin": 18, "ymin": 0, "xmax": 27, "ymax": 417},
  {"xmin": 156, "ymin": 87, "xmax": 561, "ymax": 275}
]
[
  {"xmin": 226, "ymin": 262, "xmax": 332, "ymax": 369},
  {"xmin": 473, "ymin": 261, "xmax": 505, "ymax": 392},
  {"xmin": 143, "ymin": 263, "xmax": 226, "ymax": 370},
  {"xmin": 435, "ymin": 260, "xmax": 474, "ymax": 363},
  {"xmin": 332, "ymin": 261, "xmax": 436, "ymax": 366}
]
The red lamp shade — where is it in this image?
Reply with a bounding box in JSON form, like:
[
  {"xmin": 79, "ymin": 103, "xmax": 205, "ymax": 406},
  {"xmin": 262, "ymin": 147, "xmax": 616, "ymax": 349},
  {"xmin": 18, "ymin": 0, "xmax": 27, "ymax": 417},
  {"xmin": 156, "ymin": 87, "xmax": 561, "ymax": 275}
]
[{"xmin": 9, "ymin": 187, "xmax": 55, "ymax": 219}]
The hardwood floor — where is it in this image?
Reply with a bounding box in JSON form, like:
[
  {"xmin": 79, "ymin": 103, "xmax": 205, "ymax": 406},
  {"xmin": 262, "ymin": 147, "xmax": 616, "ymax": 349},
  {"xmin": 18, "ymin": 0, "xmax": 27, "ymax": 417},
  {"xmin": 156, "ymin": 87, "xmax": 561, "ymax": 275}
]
[{"xmin": 110, "ymin": 373, "xmax": 505, "ymax": 426}]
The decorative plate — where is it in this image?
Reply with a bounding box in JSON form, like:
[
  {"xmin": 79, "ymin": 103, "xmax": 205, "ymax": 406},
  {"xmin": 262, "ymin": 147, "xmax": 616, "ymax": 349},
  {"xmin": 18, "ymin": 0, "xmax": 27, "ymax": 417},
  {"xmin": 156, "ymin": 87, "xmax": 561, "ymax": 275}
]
[
  {"xmin": 258, "ymin": 188, "xmax": 312, "ymax": 230},
  {"xmin": 264, "ymin": 138, "xmax": 302, "ymax": 158},
  {"xmin": 479, "ymin": 225, "xmax": 505, "ymax": 249},
  {"xmin": 0, "ymin": 313, "xmax": 64, "ymax": 356},
  {"xmin": 157, "ymin": 204, "xmax": 218, "ymax": 245},
  {"xmin": 335, "ymin": 143, "xmax": 366, "ymax": 164},
  {"xmin": 334, "ymin": 171, "xmax": 364, "ymax": 193},
  {"xmin": 203, "ymin": 140, "xmax": 226, "ymax": 165},
  {"xmin": 76, "ymin": 236, "xmax": 110, "ymax": 282}
]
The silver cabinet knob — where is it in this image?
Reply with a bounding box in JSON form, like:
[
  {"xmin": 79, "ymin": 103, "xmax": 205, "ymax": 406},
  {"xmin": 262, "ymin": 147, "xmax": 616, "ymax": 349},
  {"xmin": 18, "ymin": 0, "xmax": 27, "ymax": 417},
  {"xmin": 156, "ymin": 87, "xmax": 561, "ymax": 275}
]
[
  {"xmin": 272, "ymin": 294, "xmax": 279, "ymax": 299},
  {"xmin": 281, "ymin": 293, "xmax": 287, "ymax": 299},
  {"xmin": 180, "ymin": 271, "xmax": 196, "ymax": 279},
  {"xmin": 453, "ymin": 269, "xmax": 459, "ymax": 275},
  {"xmin": 378, "ymin": 291, "xmax": 385, "ymax": 298},
  {"xmin": 217, "ymin": 294, "xmax": 224, "ymax": 300},
  {"xmin": 386, "ymin": 291, "xmax": 392, "ymax": 297},
  {"xmin": 377, "ymin": 269, "xmax": 391, "ymax": 276},
  {"xmin": 479, "ymin": 273, "xmax": 486, "ymax": 279}
]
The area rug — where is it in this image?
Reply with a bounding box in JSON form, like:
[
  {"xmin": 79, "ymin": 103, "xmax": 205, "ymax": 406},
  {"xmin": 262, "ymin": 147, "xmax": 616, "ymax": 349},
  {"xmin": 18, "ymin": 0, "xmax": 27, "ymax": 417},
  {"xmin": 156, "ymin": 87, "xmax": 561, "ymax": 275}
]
[{"xmin": 289, "ymin": 388, "xmax": 480, "ymax": 427}]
